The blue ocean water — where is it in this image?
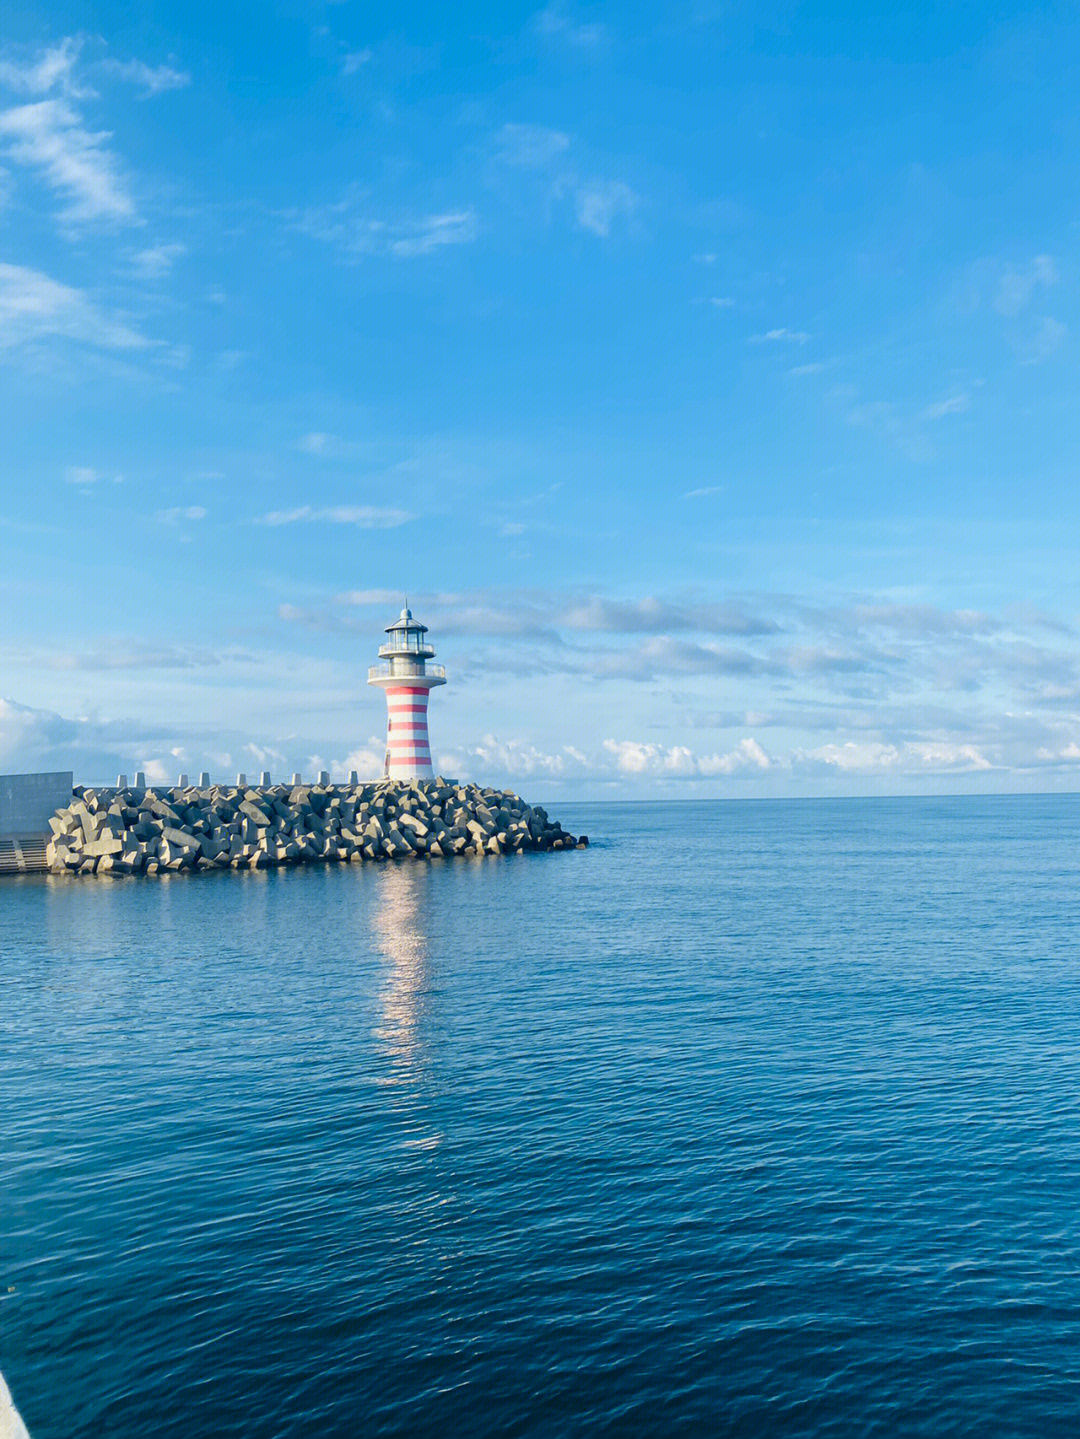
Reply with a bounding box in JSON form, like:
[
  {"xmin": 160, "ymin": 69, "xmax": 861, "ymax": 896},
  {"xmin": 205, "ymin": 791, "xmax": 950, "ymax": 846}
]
[{"xmin": 4, "ymin": 795, "xmax": 1080, "ymax": 1437}]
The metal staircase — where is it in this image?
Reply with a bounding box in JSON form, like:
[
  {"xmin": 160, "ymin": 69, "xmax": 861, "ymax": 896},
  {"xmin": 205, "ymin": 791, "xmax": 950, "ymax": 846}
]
[{"xmin": 0, "ymin": 836, "xmax": 49, "ymax": 874}]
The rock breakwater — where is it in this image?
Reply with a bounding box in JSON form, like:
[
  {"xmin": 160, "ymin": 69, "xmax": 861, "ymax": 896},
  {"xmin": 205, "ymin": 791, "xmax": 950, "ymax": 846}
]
[{"xmin": 46, "ymin": 778, "xmax": 587, "ymax": 876}]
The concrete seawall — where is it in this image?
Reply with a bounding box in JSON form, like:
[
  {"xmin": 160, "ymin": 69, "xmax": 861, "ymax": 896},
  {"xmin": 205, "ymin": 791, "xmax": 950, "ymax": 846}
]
[
  {"xmin": 44, "ymin": 777, "xmax": 588, "ymax": 876},
  {"xmin": 0, "ymin": 1371, "xmax": 30, "ymax": 1439}
]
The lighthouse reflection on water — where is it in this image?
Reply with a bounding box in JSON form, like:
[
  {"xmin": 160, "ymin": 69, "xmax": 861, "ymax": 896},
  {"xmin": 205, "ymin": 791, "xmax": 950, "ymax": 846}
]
[{"xmin": 371, "ymin": 861, "xmax": 434, "ymax": 1084}]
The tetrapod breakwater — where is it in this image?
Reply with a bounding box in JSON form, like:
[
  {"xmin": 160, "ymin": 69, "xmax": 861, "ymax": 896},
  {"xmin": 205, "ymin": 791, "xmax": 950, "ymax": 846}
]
[{"xmin": 45, "ymin": 777, "xmax": 588, "ymax": 876}]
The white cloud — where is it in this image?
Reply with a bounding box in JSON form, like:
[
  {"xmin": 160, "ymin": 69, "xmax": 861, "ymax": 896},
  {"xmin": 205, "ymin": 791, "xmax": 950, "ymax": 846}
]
[
  {"xmin": 751, "ymin": 327, "xmax": 811, "ymax": 344},
  {"xmin": 994, "ymin": 255, "xmax": 1057, "ymax": 317},
  {"xmin": 800, "ymin": 740, "xmax": 993, "ymax": 773},
  {"xmin": 574, "ymin": 180, "xmax": 637, "ymax": 236},
  {"xmin": 561, "ymin": 595, "xmax": 775, "ymax": 636},
  {"xmin": 439, "ymin": 733, "xmax": 588, "ymax": 780},
  {"xmin": 497, "ymin": 123, "xmax": 571, "ymax": 167},
  {"xmin": 532, "ymin": 5, "xmax": 607, "ymax": 48},
  {"xmin": 100, "ymin": 58, "xmax": 190, "ymax": 96},
  {"xmin": 64, "ymin": 465, "xmax": 123, "ymax": 485},
  {"xmin": 157, "ymin": 506, "xmax": 207, "ymax": 523},
  {"xmin": 1019, "ymin": 316, "xmax": 1067, "ymax": 365},
  {"xmin": 0, "ymin": 262, "xmax": 148, "ymax": 351},
  {"xmin": 923, "ymin": 393, "xmax": 969, "ymax": 419},
  {"xmin": 294, "ymin": 431, "xmax": 378, "ymax": 459},
  {"xmin": 844, "ymin": 604, "xmax": 995, "ymax": 636},
  {"xmin": 333, "ymin": 589, "xmax": 405, "ymax": 606},
  {"xmin": 602, "ymin": 736, "xmax": 772, "ymax": 777},
  {"xmin": 1035, "ymin": 742, "xmax": 1080, "ymax": 764},
  {"xmin": 290, "ymin": 200, "xmax": 478, "ymax": 258},
  {"xmin": 494, "ymin": 123, "xmax": 635, "ymax": 243},
  {"xmin": 132, "ymin": 242, "xmax": 186, "ymax": 278},
  {"xmin": 710, "ymin": 296, "xmax": 735, "ymax": 309},
  {"xmin": 390, "ymin": 210, "xmax": 479, "ymax": 257},
  {"xmin": 845, "ymin": 400, "xmax": 935, "ymax": 463},
  {"xmin": 298, "ymin": 431, "xmax": 331, "ymax": 453},
  {"xmin": 258, "ymin": 504, "xmax": 412, "ymax": 528},
  {"xmin": 342, "ymin": 49, "xmax": 373, "ymax": 75},
  {"xmin": 0, "ymin": 97, "xmax": 134, "ymax": 223},
  {"xmin": 0, "ymin": 38, "xmax": 85, "ymax": 96},
  {"xmin": 0, "ymin": 694, "xmax": 197, "ymax": 780},
  {"xmin": 684, "ymin": 485, "xmax": 722, "ymax": 498},
  {"xmin": 598, "ymin": 636, "xmax": 768, "ymax": 681}
]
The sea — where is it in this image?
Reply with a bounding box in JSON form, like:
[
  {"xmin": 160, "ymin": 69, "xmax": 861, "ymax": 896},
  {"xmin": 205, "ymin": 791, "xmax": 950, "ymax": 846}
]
[{"xmin": 4, "ymin": 794, "xmax": 1080, "ymax": 1438}]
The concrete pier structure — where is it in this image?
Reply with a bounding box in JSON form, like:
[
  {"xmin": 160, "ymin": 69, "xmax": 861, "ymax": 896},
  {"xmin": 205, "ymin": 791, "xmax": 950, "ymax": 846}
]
[
  {"xmin": 368, "ymin": 606, "xmax": 447, "ymax": 781},
  {"xmin": 0, "ymin": 770, "xmax": 73, "ymax": 873}
]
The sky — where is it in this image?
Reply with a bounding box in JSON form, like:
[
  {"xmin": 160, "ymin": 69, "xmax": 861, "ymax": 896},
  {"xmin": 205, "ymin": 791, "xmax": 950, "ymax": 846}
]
[{"xmin": 1, "ymin": 1, "xmax": 1079, "ymax": 797}]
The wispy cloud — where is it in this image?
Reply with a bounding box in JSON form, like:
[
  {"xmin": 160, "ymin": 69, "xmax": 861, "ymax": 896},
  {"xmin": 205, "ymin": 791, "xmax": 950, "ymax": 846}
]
[
  {"xmin": 994, "ymin": 255, "xmax": 1056, "ymax": 317},
  {"xmin": 923, "ymin": 393, "xmax": 969, "ymax": 419},
  {"xmin": 341, "ymin": 49, "xmax": 373, "ymax": 75},
  {"xmin": 0, "ymin": 262, "xmax": 148, "ymax": 351},
  {"xmin": 131, "ymin": 242, "xmax": 186, "ymax": 278},
  {"xmin": 575, "ymin": 179, "xmax": 637, "ymax": 236},
  {"xmin": 493, "ymin": 124, "xmax": 637, "ymax": 240},
  {"xmin": 1019, "ymin": 316, "xmax": 1067, "ymax": 365},
  {"xmin": 845, "ymin": 399, "xmax": 935, "ymax": 463},
  {"xmin": 0, "ymin": 96, "xmax": 135, "ymax": 223},
  {"xmin": 100, "ymin": 58, "xmax": 191, "ymax": 97},
  {"xmin": 531, "ymin": 4, "xmax": 607, "ymax": 49},
  {"xmin": 257, "ymin": 504, "xmax": 412, "ymax": 528},
  {"xmin": 603, "ymin": 736, "xmax": 772, "ymax": 777},
  {"xmin": 157, "ymin": 506, "xmax": 206, "ymax": 523},
  {"xmin": 0, "ymin": 38, "xmax": 86, "ymax": 96},
  {"xmin": 562, "ymin": 596, "xmax": 774, "ymax": 636},
  {"xmin": 798, "ymin": 740, "xmax": 993, "ymax": 774},
  {"xmin": 333, "ymin": 589, "xmax": 405, "ymax": 607},
  {"xmin": 287, "ymin": 198, "xmax": 478, "ymax": 258},
  {"xmin": 497, "ymin": 122, "xmax": 571, "ymax": 167},
  {"xmin": 439, "ymin": 733, "xmax": 589, "ymax": 780},
  {"xmin": 390, "ymin": 210, "xmax": 478, "ymax": 256},
  {"xmin": 64, "ymin": 465, "xmax": 123, "ymax": 485},
  {"xmin": 841, "ymin": 603, "xmax": 996, "ymax": 636},
  {"xmin": 750, "ymin": 327, "xmax": 810, "ymax": 344}
]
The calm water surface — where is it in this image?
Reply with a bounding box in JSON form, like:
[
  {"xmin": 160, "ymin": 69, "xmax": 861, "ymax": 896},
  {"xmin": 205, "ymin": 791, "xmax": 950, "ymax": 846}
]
[{"xmin": 4, "ymin": 795, "xmax": 1080, "ymax": 1436}]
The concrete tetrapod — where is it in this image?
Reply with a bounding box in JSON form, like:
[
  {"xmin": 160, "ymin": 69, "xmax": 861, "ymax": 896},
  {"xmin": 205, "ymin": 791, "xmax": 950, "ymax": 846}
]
[{"xmin": 44, "ymin": 778, "xmax": 588, "ymax": 877}]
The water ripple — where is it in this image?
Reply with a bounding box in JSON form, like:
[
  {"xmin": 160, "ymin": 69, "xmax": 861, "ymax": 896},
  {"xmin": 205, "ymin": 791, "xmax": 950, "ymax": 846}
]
[{"xmin": 4, "ymin": 796, "xmax": 1080, "ymax": 1436}]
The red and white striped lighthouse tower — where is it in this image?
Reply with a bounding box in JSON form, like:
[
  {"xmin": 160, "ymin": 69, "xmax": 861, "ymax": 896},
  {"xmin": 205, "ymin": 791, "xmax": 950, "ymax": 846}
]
[{"xmin": 367, "ymin": 605, "xmax": 447, "ymax": 780}]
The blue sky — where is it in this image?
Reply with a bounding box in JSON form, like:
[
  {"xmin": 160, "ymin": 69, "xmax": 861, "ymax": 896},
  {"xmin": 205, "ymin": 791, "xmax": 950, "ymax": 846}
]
[{"xmin": 1, "ymin": 1, "xmax": 1079, "ymax": 795}]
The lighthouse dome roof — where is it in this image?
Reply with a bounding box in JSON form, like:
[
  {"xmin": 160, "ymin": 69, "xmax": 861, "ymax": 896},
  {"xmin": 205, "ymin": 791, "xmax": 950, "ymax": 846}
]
[{"xmin": 384, "ymin": 605, "xmax": 428, "ymax": 634}]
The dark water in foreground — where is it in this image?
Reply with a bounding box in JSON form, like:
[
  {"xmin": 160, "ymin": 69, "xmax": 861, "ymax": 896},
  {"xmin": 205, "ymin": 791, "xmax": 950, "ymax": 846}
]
[{"xmin": 4, "ymin": 795, "xmax": 1080, "ymax": 1437}]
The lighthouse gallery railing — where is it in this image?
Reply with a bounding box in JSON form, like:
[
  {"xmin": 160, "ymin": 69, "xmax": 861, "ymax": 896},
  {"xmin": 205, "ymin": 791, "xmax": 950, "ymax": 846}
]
[{"xmin": 367, "ymin": 662, "xmax": 446, "ymax": 682}]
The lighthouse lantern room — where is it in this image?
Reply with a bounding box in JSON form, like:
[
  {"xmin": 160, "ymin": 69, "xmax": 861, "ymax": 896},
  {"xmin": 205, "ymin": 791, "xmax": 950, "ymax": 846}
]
[{"xmin": 367, "ymin": 605, "xmax": 447, "ymax": 780}]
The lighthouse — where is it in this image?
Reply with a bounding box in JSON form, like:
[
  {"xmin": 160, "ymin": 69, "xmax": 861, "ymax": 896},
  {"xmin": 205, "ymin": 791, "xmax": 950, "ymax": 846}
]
[{"xmin": 367, "ymin": 605, "xmax": 447, "ymax": 780}]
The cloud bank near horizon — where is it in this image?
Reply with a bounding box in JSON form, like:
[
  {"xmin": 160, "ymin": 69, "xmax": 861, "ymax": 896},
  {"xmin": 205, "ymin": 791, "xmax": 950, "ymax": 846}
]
[{"xmin": 4, "ymin": 582, "xmax": 1080, "ymax": 796}]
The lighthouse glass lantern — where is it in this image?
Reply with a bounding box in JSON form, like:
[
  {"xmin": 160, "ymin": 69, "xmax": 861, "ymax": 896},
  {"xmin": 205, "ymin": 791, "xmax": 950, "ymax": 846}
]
[{"xmin": 367, "ymin": 606, "xmax": 447, "ymax": 780}]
